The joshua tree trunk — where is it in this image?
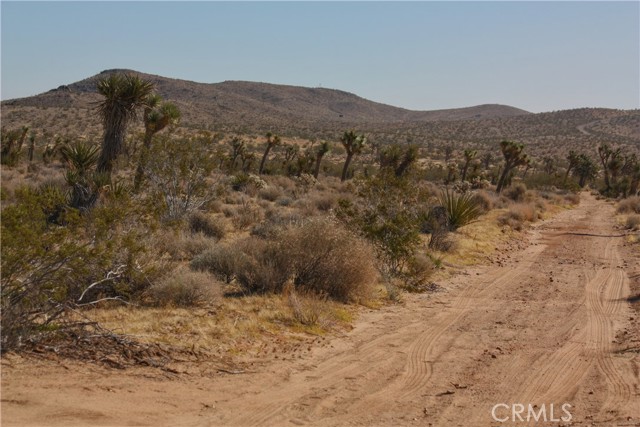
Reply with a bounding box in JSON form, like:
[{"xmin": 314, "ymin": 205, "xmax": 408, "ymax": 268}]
[
  {"xmin": 496, "ymin": 162, "xmax": 512, "ymax": 193},
  {"xmin": 133, "ymin": 132, "xmax": 153, "ymax": 191},
  {"xmin": 259, "ymin": 145, "xmax": 272, "ymax": 175},
  {"xmin": 341, "ymin": 152, "xmax": 354, "ymax": 182},
  {"xmin": 313, "ymin": 151, "xmax": 328, "ymax": 179}
]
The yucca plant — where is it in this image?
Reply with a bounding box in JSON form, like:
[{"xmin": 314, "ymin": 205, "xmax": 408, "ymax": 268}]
[
  {"xmin": 60, "ymin": 141, "xmax": 101, "ymax": 210},
  {"xmin": 438, "ymin": 189, "xmax": 482, "ymax": 231},
  {"xmin": 96, "ymin": 73, "xmax": 154, "ymax": 176}
]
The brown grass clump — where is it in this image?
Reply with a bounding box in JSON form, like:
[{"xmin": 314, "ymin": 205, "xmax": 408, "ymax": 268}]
[
  {"xmin": 625, "ymin": 214, "xmax": 640, "ymax": 231},
  {"xmin": 504, "ymin": 183, "xmax": 527, "ymax": 202},
  {"xmin": 280, "ymin": 219, "xmax": 378, "ymax": 302},
  {"xmin": 497, "ymin": 203, "xmax": 539, "ymax": 230},
  {"xmin": 148, "ymin": 267, "xmax": 220, "ymax": 307},
  {"xmin": 617, "ymin": 196, "xmax": 640, "ymax": 214},
  {"xmin": 188, "ymin": 211, "xmax": 226, "ymax": 240}
]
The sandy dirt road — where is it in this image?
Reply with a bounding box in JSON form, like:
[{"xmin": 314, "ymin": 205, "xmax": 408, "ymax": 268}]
[{"xmin": 2, "ymin": 193, "xmax": 639, "ymax": 426}]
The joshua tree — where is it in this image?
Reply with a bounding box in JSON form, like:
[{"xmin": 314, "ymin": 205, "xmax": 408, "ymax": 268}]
[
  {"xmin": 133, "ymin": 94, "xmax": 181, "ymax": 191},
  {"xmin": 564, "ymin": 150, "xmax": 580, "ymax": 184},
  {"xmin": 313, "ymin": 141, "xmax": 331, "ymax": 179},
  {"xmin": 258, "ymin": 132, "xmax": 281, "ymax": 175},
  {"xmin": 573, "ymin": 154, "xmax": 598, "ymax": 188},
  {"xmin": 461, "ymin": 149, "xmax": 477, "ymax": 182},
  {"xmin": 27, "ymin": 131, "xmax": 36, "ymax": 162},
  {"xmin": 228, "ymin": 137, "xmax": 246, "ymax": 171},
  {"xmin": 597, "ymin": 144, "xmax": 622, "ymax": 193},
  {"xmin": 379, "ymin": 144, "xmax": 418, "ymax": 178},
  {"xmin": 96, "ymin": 73, "xmax": 154, "ymax": 176},
  {"xmin": 444, "ymin": 144, "xmax": 454, "ymax": 162},
  {"xmin": 496, "ymin": 140, "xmax": 529, "ymax": 193},
  {"xmin": 340, "ymin": 131, "xmax": 367, "ymax": 182},
  {"xmin": 481, "ymin": 152, "xmax": 493, "ymax": 170}
]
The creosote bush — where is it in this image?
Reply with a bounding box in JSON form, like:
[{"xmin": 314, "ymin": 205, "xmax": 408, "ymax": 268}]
[{"xmin": 191, "ymin": 218, "xmax": 377, "ymax": 302}]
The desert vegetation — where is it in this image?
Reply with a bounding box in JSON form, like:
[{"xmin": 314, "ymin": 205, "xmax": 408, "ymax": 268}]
[{"xmin": 0, "ymin": 71, "xmax": 637, "ymax": 364}]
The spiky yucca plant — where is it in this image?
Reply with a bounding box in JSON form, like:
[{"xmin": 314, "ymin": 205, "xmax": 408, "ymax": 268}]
[{"xmin": 438, "ymin": 189, "xmax": 482, "ymax": 231}]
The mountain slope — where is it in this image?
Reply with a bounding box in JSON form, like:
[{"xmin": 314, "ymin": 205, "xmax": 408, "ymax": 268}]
[{"xmin": 2, "ymin": 69, "xmax": 530, "ymax": 128}]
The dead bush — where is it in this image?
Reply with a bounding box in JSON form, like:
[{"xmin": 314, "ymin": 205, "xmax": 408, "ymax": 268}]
[
  {"xmin": 148, "ymin": 267, "xmax": 219, "ymax": 307},
  {"xmin": 188, "ymin": 211, "xmax": 226, "ymax": 240},
  {"xmin": 195, "ymin": 219, "xmax": 377, "ymax": 302},
  {"xmin": 504, "ymin": 183, "xmax": 527, "ymax": 202},
  {"xmin": 401, "ymin": 253, "xmax": 436, "ymax": 292},
  {"xmin": 617, "ymin": 196, "xmax": 640, "ymax": 214},
  {"xmin": 280, "ymin": 219, "xmax": 377, "ymax": 301},
  {"xmin": 258, "ymin": 186, "xmax": 282, "ymax": 202},
  {"xmin": 470, "ymin": 190, "xmax": 496, "ymax": 213},
  {"xmin": 190, "ymin": 244, "xmax": 245, "ymax": 283},
  {"xmin": 154, "ymin": 230, "xmax": 214, "ymax": 261},
  {"xmin": 625, "ymin": 215, "xmax": 640, "ymax": 231},
  {"xmin": 498, "ymin": 203, "xmax": 538, "ymax": 230}
]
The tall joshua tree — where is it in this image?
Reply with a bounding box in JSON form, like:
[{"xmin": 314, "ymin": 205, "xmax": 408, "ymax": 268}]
[
  {"xmin": 340, "ymin": 131, "xmax": 366, "ymax": 182},
  {"xmin": 461, "ymin": 149, "xmax": 477, "ymax": 182},
  {"xmin": 258, "ymin": 132, "xmax": 281, "ymax": 175},
  {"xmin": 96, "ymin": 73, "xmax": 154, "ymax": 177},
  {"xmin": 313, "ymin": 141, "xmax": 331, "ymax": 179},
  {"xmin": 133, "ymin": 94, "xmax": 181, "ymax": 190},
  {"xmin": 496, "ymin": 140, "xmax": 529, "ymax": 193}
]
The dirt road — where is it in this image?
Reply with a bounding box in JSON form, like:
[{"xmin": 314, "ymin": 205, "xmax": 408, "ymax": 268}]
[{"xmin": 2, "ymin": 193, "xmax": 639, "ymax": 426}]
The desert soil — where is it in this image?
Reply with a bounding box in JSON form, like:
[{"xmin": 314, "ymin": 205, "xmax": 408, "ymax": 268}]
[{"xmin": 2, "ymin": 193, "xmax": 639, "ymax": 427}]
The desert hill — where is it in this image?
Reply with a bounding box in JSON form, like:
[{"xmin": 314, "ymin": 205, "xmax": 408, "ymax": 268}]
[{"xmin": 1, "ymin": 69, "xmax": 638, "ymax": 157}]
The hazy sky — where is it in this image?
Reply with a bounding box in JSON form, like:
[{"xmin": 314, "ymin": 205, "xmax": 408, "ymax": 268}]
[{"xmin": 1, "ymin": 1, "xmax": 638, "ymax": 113}]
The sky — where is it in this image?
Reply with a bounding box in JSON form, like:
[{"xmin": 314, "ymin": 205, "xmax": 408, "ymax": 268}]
[{"xmin": 1, "ymin": 1, "xmax": 638, "ymax": 113}]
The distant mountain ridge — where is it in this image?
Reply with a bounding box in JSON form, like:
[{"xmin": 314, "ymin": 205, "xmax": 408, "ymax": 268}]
[
  {"xmin": 3, "ymin": 69, "xmax": 531, "ymax": 128},
  {"xmin": 1, "ymin": 69, "xmax": 638, "ymax": 158}
]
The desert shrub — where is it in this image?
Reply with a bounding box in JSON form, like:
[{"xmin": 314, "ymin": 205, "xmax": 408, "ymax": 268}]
[
  {"xmin": 1, "ymin": 186, "xmax": 154, "ymax": 350},
  {"xmin": 188, "ymin": 211, "xmax": 226, "ymax": 240},
  {"xmin": 154, "ymin": 230, "xmax": 214, "ymax": 261},
  {"xmin": 258, "ymin": 186, "xmax": 282, "ymax": 202},
  {"xmin": 625, "ymin": 215, "xmax": 640, "ymax": 231},
  {"xmin": 190, "ymin": 244, "xmax": 244, "ymax": 283},
  {"xmin": 563, "ymin": 193, "xmax": 580, "ymax": 205},
  {"xmin": 504, "ymin": 183, "xmax": 527, "ymax": 202},
  {"xmin": 146, "ymin": 136, "xmax": 216, "ymax": 222},
  {"xmin": 470, "ymin": 190, "xmax": 495, "ymax": 213},
  {"xmin": 337, "ymin": 173, "xmax": 430, "ymax": 275},
  {"xmin": 617, "ymin": 196, "xmax": 640, "ymax": 214},
  {"xmin": 284, "ymin": 286, "xmax": 323, "ymax": 326},
  {"xmin": 279, "ymin": 219, "xmax": 377, "ymax": 301},
  {"xmin": 497, "ymin": 203, "xmax": 538, "ymax": 230},
  {"xmin": 438, "ymin": 189, "xmax": 483, "ymax": 231},
  {"xmin": 193, "ymin": 219, "xmax": 377, "ymax": 302},
  {"xmin": 231, "ymin": 201, "xmax": 264, "ymax": 230},
  {"xmin": 149, "ymin": 267, "xmax": 218, "ymax": 307},
  {"xmin": 231, "ymin": 173, "xmax": 266, "ymax": 192},
  {"xmin": 400, "ymin": 253, "xmax": 436, "ymax": 292},
  {"xmin": 310, "ymin": 192, "xmax": 338, "ymax": 212}
]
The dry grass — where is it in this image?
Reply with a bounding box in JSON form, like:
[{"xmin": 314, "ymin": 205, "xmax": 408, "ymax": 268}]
[
  {"xmin": 625, "ymin": 214, "xmax": 640, "ymax": 231},
  {"xmin": 88, "ymin": 292, "xmax": 355, "ymax": 358},
  {"xmin": 438, "ymin": 209, "xmax": 513, "ymax": 268},
  {"xmin": 148, "ymin": 267, "xmax": 221, "ymax": 307}
]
